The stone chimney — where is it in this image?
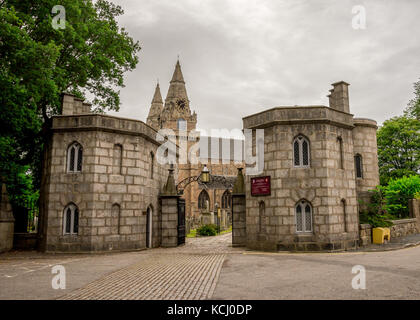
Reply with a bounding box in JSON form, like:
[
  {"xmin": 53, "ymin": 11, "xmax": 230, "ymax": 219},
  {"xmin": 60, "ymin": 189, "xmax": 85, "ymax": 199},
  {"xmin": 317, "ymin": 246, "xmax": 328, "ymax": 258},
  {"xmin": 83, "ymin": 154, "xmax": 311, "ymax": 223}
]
[
  {"xmin": 327, "ymin": 81, "xmax": 350, "ymax": 113},
  {"xmin": 61, "ymin": 93, "xmax": 92, "ymax": 115}
]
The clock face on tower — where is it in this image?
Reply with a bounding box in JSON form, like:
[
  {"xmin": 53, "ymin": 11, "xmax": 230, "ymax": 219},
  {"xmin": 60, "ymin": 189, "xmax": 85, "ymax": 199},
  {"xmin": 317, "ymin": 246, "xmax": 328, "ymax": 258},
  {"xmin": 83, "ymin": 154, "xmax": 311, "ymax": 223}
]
[{"xmin": 176, "ymin": 99, "xmax": 186, "ymax": 110}]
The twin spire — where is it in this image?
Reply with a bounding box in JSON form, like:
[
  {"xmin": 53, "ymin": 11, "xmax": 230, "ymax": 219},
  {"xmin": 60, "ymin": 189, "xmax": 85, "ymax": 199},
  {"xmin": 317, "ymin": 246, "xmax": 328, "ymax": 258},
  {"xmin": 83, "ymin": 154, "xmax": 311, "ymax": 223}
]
[
  {"xmin": 146, "ymin": 59, "xmax": 190, "ymax": 130},
  {"xmin": 150, "ymin": 59, "xmax": 186, "ymax": 106},
  {"xmin": 151, "ymin": 81, "xmax": 163, "ymax": 105}
]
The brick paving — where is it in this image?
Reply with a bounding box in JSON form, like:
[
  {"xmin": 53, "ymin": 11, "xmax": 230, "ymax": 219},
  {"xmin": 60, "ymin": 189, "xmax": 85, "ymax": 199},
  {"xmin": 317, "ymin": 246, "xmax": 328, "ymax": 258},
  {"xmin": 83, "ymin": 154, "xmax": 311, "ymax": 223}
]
[{"xmin": 60, "ymin": 233, "xmax": 237, "ymax": 300}]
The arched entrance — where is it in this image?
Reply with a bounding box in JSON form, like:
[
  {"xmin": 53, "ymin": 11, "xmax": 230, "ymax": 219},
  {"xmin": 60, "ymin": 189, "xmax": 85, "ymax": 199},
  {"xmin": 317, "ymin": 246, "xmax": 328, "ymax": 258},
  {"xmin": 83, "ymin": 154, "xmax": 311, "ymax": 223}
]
[{"xmin": 146, "ymin": 206, "xmax": 153, "ymax": 248}]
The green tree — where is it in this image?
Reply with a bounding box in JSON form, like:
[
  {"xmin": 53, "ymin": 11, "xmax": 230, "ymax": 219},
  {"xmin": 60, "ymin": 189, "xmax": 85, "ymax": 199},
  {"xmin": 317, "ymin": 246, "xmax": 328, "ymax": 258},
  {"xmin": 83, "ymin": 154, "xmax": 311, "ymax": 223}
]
[
  {"xmin": 384, "ymin": 175, "xmax": 420, "ymax": 218},
  {"xmin": 405, "ymin": 79, "xmax": 420, "ymax": 120},
  {"xmin": 0, "ymin": 1, "xmax": 140, "ymax": 221},
  {"xmin": 377, "ymin": 116, "xmax": 420, "ymax": 185}
]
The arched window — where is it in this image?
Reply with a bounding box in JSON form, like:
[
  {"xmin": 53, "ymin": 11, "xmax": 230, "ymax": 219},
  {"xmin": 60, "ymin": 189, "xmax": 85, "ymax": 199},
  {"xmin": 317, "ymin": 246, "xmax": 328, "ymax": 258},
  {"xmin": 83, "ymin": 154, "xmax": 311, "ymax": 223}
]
[
  {"xmin": 355, "ymin": 154, "xmax": 363, "ymax": 178},
  {"xmin": 295, "ymin": 200, "xmax": 312, "ymax": 233},
  {"xmin": 198, "ymin": 190, "xmax": 210, "ymax": 210},
  {"xmin": 259, "ymin": 201, "xmax": 265, "ymax": 233},
  {"xmin": 221, "ymin": 190, "xmax": 231, "ymax": 209},
  {"xmin": 63, "ymin": 203, "xmax": 79, "ymax": 235},
  {"xmin": 113, "ymin": 144, "xmax": 123, "ymax": 174},
  {"xmin": 111, "ymin": 203, "xmax": 121, "ymax": 235},
  {"xmin": 341, "ymin": 199, "xmax": 347, "ymax": 233},
  {"xmin": 293, "ymin": 135, "xmax": 310, "ymax": 167},
  {"xmin": 67, "ymin": 142, "xmax": 83, "ymax": 172},
  {"xmin": 177, "ymin": 118, "xmax": 186, "ymax": 131},
  {"xmin": 337, "ymin": 136, "xmax": 344, "ymax": 169},
  {"xmin": 150, "ymin": 152, "xmax": 154, "ymax": 179}
]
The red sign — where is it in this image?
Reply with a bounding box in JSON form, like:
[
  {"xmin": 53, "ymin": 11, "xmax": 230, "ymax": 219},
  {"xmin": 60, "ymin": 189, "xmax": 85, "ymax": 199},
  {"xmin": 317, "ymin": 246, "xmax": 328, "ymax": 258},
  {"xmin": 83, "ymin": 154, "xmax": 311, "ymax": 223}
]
[{"xmin": 251, "ymin": 176, "xmax": 271, "ymax": 196}]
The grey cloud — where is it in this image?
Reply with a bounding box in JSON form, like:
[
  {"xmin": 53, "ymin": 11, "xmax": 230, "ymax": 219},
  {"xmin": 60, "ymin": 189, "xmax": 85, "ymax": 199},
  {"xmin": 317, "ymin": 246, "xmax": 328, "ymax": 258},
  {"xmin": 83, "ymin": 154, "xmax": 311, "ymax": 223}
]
[{"xmin": 108, "ymin": 0, "xmax": 420, "ymax": 129}]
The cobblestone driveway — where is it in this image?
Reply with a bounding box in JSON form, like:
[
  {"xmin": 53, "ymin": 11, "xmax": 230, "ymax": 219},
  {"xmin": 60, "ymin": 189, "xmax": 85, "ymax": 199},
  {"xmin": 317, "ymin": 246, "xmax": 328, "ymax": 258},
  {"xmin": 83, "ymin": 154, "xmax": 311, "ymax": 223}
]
[{"xmin": 60, "ymin": 233, "xmax": 236, "ymax": 300}]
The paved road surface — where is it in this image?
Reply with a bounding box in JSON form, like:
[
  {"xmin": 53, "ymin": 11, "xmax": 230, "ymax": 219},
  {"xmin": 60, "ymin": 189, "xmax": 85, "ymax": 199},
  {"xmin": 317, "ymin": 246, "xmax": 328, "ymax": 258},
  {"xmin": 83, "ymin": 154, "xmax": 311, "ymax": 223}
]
[{"xmin": 1, "ymin": 233, "xmax": 420, "ymax": 300}]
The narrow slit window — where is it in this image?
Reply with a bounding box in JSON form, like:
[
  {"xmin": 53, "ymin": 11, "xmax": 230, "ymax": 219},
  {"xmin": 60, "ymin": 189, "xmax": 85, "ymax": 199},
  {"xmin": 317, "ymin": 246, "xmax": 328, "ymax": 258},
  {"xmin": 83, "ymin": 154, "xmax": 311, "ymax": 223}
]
[
  {"xmin": 355, "ymin": 154, "xmax": 363, "ymax": 178},
  {"xmin": 337, "ymin": 137, "xmax": 344, "ymax": 169}
]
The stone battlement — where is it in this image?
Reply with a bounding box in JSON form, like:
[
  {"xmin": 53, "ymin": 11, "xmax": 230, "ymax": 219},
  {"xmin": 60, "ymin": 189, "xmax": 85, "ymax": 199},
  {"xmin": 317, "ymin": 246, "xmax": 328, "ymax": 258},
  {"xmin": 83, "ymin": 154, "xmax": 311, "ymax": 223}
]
[
  {"xmin": 52, "ymin": 114, "xmax": 164, "ymax": 147},
  {"xmin": 243, "ymin": 105, "xmax": 355, "ymax": 130}
]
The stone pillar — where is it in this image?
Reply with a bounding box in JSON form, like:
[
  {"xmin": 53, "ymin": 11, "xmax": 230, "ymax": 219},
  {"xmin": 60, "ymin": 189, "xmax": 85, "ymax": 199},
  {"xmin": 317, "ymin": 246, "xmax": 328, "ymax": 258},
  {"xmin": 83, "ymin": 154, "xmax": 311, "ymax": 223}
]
[
  {"xmin": 161, "ymin": 195, "xmax": 179, "ymax": 247},
  {"xmin": 160, "ymin": 165, "xmax": 179, "ymax": 247},
  {"xmin": 232, "ymin": 168, "xmax": 246, "ymax": 247},
  {"xmin": 0, "ymin": 184, "xmax": 15, "ymax": 253},
  {"xmin": 409, "ymin": 199, "xmax": 420, "ymax": 232}
]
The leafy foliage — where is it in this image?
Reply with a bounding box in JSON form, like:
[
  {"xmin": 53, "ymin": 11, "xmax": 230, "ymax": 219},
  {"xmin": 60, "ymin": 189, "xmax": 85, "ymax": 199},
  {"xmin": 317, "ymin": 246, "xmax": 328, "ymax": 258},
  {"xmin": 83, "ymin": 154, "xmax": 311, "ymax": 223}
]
[
  {"xmin": 197, "ymin": 224, "xmax": 218, "ymax": 236},
  {"xmin": 0, "ymin": 1, "xmax": 140, "ymax": 214},
  {"xmin": 384, "ymin": 175, "xmax": 420, "ymax": 218},
  {"xmin": 359, "ymin": 186, "xmax": 394, "ymax": 228},
  {"xmin": 405, "ymin": 78, "xmax": 420, "ymax": 120},
  {"xmin": 377, "ymin": 116, "xmax": 420, "ymax": 185},
  {"xmin": 360, "ymin": 176, "xmax": 420, "ymax": 226}
]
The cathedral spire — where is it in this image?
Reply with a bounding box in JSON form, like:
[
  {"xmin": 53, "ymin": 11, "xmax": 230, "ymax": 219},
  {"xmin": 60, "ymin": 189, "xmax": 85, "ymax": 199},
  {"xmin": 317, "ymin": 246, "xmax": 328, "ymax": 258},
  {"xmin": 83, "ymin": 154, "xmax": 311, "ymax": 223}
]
[
  {"xmin": 165, "ymin": 59, "xmax": 189, "ymax": 102},
  {"xmin": 170, "ymin": 59, "xmax": 185, "ymax": 83},
  {"xmin": 151, "ymin": 81, "xmax": 163, "ymax": 104},
  {"xmin": 159, "ymin": 60, "xmax": 197, "ymax": 133},
  {"xmin": 146, "ymin": 82, "xmax": 164, "ymax": 130}
]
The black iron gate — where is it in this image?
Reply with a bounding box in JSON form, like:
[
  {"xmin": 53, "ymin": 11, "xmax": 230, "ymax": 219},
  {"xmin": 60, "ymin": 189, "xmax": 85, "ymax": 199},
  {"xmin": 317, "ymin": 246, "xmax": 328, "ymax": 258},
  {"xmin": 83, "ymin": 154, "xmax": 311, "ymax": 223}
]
[{"xmin": 177, "ymin": 198, "xmax": 186, "ymax": 245}]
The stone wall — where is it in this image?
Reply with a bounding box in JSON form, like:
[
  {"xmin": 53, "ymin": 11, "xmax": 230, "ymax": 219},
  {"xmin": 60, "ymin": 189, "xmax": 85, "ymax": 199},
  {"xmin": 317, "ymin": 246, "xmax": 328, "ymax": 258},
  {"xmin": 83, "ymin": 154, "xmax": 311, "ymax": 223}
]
[
  {"xmin": 41, "ymin": 113, "xmax": 169, "ymax": 252},
  {"xmin": 390, "ymin": 218, "xmax": 419, "ymax": 238},
  {"xmin": 243, "ymin": 118, "xmax": 359, "ymax": 251},
  {"xmin": 359, "ymin": 224, "xmax": 372, "ymax": 246},
  {"xmin": 232, "ymin": 194, "xmax": 246, "ymax": 247},
  {"xmin": 352, "ymin": 118, "xmax": 380, "ymax": 210},
  {"xmin": 359, "ymin": 218, "xmax": 419, "ymax": 246},
  {"xmin": 160, "ymin": 196, "xmax": 179, "ymax": 247},
  {"xmin": 0, "ymin": 184, "xmax": 14, "ymax": 253},
  {"xmin": 409, "ymin": 199, "xmax": 420, "ymax": 233}
]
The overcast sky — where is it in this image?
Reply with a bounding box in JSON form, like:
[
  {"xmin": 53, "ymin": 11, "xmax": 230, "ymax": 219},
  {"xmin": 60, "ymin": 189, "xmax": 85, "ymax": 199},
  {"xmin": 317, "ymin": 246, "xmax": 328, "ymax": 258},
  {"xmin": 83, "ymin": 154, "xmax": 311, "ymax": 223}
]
[{"xmin": 108, "ymin": 0, "xmax": 420, "ymax": 133}]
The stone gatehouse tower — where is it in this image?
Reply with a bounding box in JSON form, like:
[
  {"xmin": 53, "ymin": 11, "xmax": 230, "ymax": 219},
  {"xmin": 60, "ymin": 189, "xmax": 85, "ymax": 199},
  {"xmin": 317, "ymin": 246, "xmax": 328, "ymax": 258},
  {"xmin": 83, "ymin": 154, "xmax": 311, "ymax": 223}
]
[
  {"xmin": 38, "ymin": 94, "xmax": 172, "ymax": 252},
  {"xmin": 242, "ymin": 82, "xmax": 379, "ymax": 251}
]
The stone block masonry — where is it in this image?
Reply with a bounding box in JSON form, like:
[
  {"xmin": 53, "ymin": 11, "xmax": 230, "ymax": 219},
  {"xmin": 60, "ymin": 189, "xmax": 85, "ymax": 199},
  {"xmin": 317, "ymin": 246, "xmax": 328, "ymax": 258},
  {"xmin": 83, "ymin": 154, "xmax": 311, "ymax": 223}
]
[
  {"xmin": 40, "ymin": 95, "xmax": 170, "ymax": 252},
  {"xmin": 241, "ymin": 82, "xmax": 380, "ymax": 251},
  {"xmin": 232, "ymin": 195, "xmax": 246, "ymax": 247},
  {"xmin": 161, "ymin": 196, "xmax": 179, "ymax": 247},
  {"xmin": 359, "ymin": 218, "xmax": 419, "ymax": 246}
]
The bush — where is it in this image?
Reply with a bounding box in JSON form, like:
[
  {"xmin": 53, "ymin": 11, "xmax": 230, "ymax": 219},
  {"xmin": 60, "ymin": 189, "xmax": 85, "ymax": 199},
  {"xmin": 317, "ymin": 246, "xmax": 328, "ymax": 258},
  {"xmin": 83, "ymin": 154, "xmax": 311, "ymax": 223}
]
[
  {"xmin": 384, "ymin": 175, "xmax": 420, "ymax": 218},
  {"xmin": 359, "ymin": 186, "xmax": 394, "ymax": 228},
  {"xmin": 197, "ymin": 224, "xmax": 217, "ymax": 236}
]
